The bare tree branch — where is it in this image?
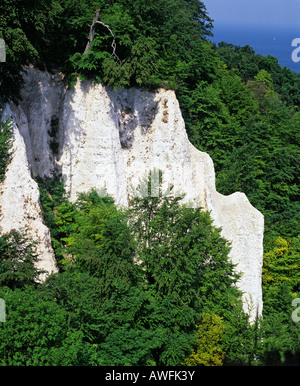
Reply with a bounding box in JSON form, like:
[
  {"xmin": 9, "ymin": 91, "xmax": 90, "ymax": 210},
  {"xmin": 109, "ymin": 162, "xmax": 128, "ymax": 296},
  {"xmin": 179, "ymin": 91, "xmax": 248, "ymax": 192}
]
[
  {"xmin": 84, "ymin": 9, "xmax": 122, "ymax": 66},
  {"xmin": 84, "ymin": 9, "xmax": 100, "ymax": 55}
]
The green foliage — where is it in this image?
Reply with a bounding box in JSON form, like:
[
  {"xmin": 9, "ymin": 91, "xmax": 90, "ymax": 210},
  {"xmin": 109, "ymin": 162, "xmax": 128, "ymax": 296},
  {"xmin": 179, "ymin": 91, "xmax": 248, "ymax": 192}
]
[
  {"xmin": 184, "ymin": 313, "xmax": 225, "ymax": 366},
  {"xmin": 214, "ymin": 102, "xmax": 299, "ymax": 242},
  {"xmin": 0, "ymin": 0, "xmax": 59, "ymax": 103},
  {"xmin": 222, "ymin": 308, "xmax": 264, "ymax": 365},
  {"xmin": 64, "ymin": 190, "xmax": 139, "ymax": 296},
  {"xmin": 0, "ymin": 281, "xmax": 102, "ymax": 366},
  {"xmin": 260, "ymin": 282, "xmax": 300, "ymax": 365},
  {"xmin": 128, "ymin": 172, "xmax": 241, "ymax": 316},
  {"xmin": 36, "ymin": 175, "xmax": 76, "ymax": 269},
  {"xmin": 260, "ymin": 236, "xmax": 300, "ymax": 365},
  {"xmin": 215, "ymin": 42, "xmax": 300, "ymax": 107},
  {"xmin": 1, "ymin": 177, "xmax": 299, "ymax": 365},
  {"xmin": 51, "ymin": 0, "xmax": 213, "ymax": 88},
  {"xmin": 41, "ymin": 270, "xmax": 106, "ymax": 345},
  {"xmin": 0, "ymin": 230, "xmax": 42, "ymax": 290},
  {"xmin": 0, "ymin": 286, "xmax": 68, "ymax": 365},
  {"xmin": 0, "ymin": 0, "xmax": 213, "ymax": 92},
  {"xmin": 0, "ymin": 119, "xmax": 13, "ymax": 183},
  {"xmin": 95, "ymin": 283, "xmax": 196, "ymax": 366},
  {"xmin": 180, "ymin": 40, "xmax": 299, "ymax": 244},
  {"xmin": 0, "ymin": 178, "xmax": 251, "ymax": 366}
]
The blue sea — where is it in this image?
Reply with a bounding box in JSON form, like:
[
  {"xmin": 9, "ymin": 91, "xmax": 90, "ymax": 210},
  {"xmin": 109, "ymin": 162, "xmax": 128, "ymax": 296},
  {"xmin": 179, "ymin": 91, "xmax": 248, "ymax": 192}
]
[{"xmin": 209, "ymin": 24, "xmax": 300, "ymax": 73}]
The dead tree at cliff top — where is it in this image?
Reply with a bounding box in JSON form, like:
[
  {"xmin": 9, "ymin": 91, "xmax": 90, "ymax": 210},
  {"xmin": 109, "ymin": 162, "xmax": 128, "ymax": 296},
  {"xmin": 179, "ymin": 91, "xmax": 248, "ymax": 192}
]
[{"xmin": 84, "ymin": 8, "xmax": 122, "ymax": 66}]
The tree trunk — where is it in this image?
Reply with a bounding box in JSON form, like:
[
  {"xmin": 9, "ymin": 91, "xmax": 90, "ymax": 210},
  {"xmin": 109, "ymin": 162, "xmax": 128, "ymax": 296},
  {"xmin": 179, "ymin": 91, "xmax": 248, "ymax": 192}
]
[
  {"xmin": 84, "ymin": 9, "xmax": 101, "ymax": 55},
  {"xmin": 83, "ymin": 9, "xmax": 121, "ymax": 65}
]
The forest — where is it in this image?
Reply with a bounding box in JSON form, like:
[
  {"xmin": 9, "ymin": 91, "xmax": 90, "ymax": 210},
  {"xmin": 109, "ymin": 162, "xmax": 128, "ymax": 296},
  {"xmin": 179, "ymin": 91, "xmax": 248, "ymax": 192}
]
[{"xmin": 0, "ymin": 0, "xmax": 299, "ymax": 366}]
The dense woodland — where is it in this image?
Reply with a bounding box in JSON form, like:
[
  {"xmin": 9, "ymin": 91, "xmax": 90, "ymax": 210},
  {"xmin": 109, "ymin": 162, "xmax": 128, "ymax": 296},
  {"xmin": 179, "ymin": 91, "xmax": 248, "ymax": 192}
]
[{"xmin": 0, "ymin": 0, "xmax": 299, "ymax": 365}]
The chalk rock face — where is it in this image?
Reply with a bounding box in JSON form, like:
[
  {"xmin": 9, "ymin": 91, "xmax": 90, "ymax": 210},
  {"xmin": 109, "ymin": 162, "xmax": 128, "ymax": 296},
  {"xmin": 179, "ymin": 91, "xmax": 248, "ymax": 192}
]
[
  {"xmin": 6, "ymin": 68, "xmax": 264, "ymax": 320},
  {"xmin": 0, "ymin": 105, "xmax": 58, "ymax": 279},
  {"xmin": 8, "ymin": 68, "xmax": 65, "ymax": 178}
]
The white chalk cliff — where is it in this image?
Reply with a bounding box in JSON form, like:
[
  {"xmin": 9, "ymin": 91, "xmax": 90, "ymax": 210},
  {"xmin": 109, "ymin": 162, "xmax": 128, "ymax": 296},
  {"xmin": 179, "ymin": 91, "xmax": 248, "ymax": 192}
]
[
  {"xmin": 0, "ymin": 103, "xmax": 58, "ymax": 280},
  {"xmin": 1, "ymin": 68, "xmax": 264, "ymax": 319}
]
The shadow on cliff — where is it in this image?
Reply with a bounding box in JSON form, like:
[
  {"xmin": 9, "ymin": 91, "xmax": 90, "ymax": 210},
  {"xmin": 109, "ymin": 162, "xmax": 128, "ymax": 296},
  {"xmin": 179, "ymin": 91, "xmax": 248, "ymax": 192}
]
[{"xmin": 106, "ymin": 86, "xmax": 158, "ymax": 149}]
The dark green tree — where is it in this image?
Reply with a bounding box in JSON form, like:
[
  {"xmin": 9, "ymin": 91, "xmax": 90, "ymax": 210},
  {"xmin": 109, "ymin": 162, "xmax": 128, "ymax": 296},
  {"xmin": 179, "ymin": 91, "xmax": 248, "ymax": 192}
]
[
  {"xmin": 64, "ymin": 190, "xmax": 139, "ymax": 297},
  {"xmin": 261, "ymin": 281, "xmax": 300, "ymax": 365},
  {"xmin": 36, "ymin": 176, "xmax": 77, "ymax": 269},
  {"xmin": 0, "ymin": 230, "xmax": 42, "ymax": 290},
  {"xmin": 0, "ymin": 283, "xmax": 102, "ymax": 365},
  {"xmin": 0, "ymin": 0, "xmax": 59, "ymax": 103},
  {"xmin": 128, "ymin": 171, "xmax": 241, "ymax": 315}
]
